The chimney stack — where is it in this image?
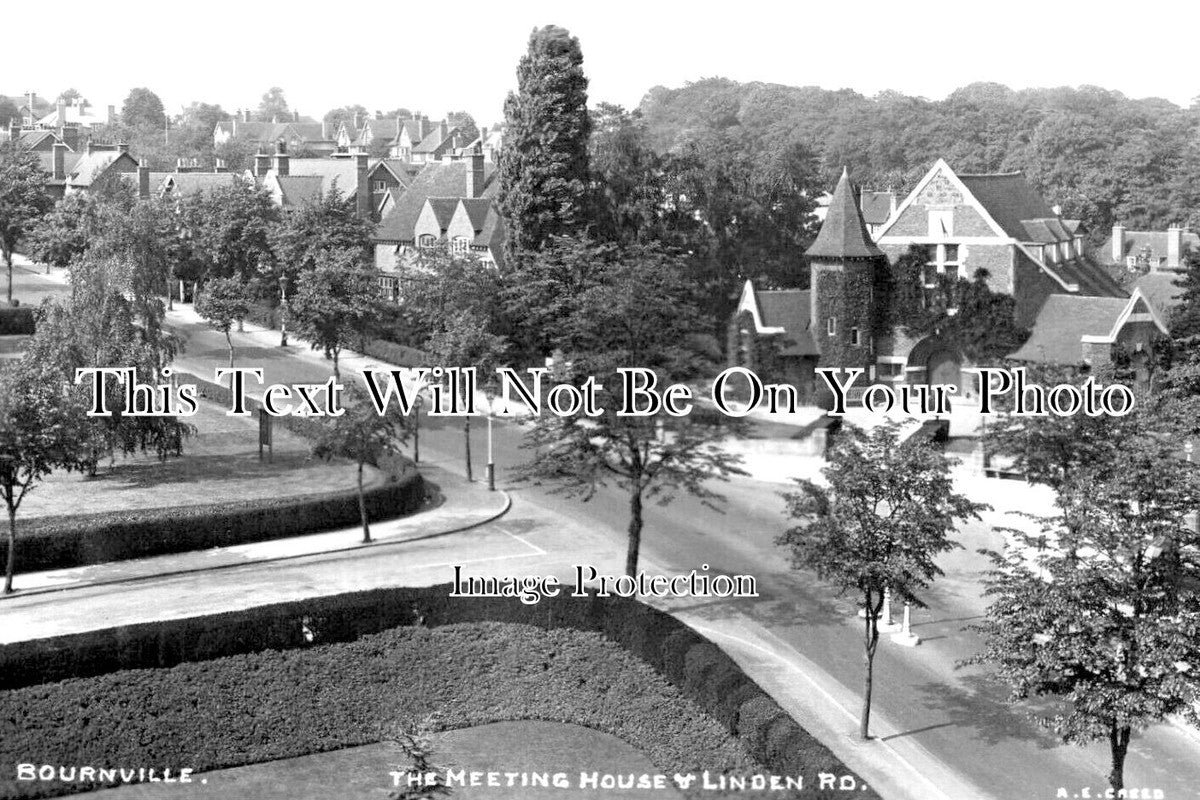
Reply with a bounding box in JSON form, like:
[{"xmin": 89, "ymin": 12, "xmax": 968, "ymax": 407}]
[
  {"xmin": 26, "ymin": 91, "xmax": 35, "ymax": 126},
  {"xmin": 56, "ymin": 100, "xmax": 66, "ymax": 126},
  {"xmin": 416, "ymin": 114, "xmax": 427, "ymax": 142},
  {"xmin": 355, "ymin": 153, "xmax": 370, "ymax": 220},
  {"xmin": 1112, "ymin": 224, "xmax": 1125, "ymax": 264},
  {"xmin": 466, "ymin": 147, "xmax": 485, "ymax": 198},
  {"xmin": 243, "ymin": 108, "xmax": 252, "ymax": 123},
  {"xmin": 273, "ymin": 140, "xmax": 289, "ymax": 176},
  {"xmin": 1167, "ymin": 224, "xmax": 1184, "ymax": 270},
  {"xmin": 254, "ymin": 150, "xmax": 272, "ymax": 178},
  {"xmin": 293, "ymin": 110, "xmax": 300, "ymax": 123},
  {"xmin": 107, "ymin": 105, "xmax": 116, "ymax": 125},
  {"xmin": 52, "ymin": 142, "xmax": 67, "ymax": 181},
  {"xmin": 117, "ymin": 142, "xmax": 129, "ymax": 155},
  {"xmin": 138, "ymin": 159, "xmax": 150, "ymax": 199}
]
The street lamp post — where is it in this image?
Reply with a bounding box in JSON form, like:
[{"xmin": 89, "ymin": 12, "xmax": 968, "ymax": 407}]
[
  {"xmin": 412, "ymin": 393, "xmax": 422, "ymax": 464},
  {"xmin": 278, "ymin": 274, "xmax": 289, "ymax": 347},
  {"xmin": 484, "ymin": 385, "xmax": 496, "ymax": 492}
]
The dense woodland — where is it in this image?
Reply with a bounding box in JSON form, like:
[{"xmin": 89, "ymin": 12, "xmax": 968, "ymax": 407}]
[{"xmin": 635, "ymin": 78, "xmax": 1200, "ymax": 243}]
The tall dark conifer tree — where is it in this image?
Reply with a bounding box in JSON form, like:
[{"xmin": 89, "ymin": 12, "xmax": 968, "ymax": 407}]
[{"xmin": 498, "ymin": 25, "xmax": 592, "ymax": 266}]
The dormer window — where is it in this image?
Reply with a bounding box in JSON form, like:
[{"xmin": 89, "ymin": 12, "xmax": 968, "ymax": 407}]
[
  {"xmin": 451, "ymin": 236, "xmax": 470, "ymax": 253},
  {"xmin": 418, "ymin": 234, "xmax": 436, "ymax": 248}
]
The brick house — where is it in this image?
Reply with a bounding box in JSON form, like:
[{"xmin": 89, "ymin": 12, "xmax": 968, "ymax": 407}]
[{"xmin": 730, "ymin": 163, "xmax": 1163, "ymax": 402}]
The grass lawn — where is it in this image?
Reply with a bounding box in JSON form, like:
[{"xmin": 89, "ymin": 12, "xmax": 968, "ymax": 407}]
[
  {"xmin": 92, "ymin": 721, "xmax": 687, "ymax": 799},
  {"xmin": 21, "ymin": 398, "xmax": 381, "ymax": 519},
  {"xmin": 0, "ymin": 623, "xmax": 761, "ymax": 800}
]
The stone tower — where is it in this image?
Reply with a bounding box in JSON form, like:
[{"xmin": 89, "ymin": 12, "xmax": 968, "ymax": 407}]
[{"xmin": 805, "ymin": 167, "xmax": 887, "ymax": 372}]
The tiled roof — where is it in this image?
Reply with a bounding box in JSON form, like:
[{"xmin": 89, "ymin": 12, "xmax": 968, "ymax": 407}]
[
  {"xmin": 67, "ymin": 151, "xmax": 134, "ymax": 187},
  {"xmin": 956, "ymin": 172, "xmax": 1057, "ymax": 241},
  {"xmin": 276, "ymin": 175, "xmax": 324, "ymax": 207},
  {"xmin": 35, "ymin": 151, "xmax": 82, "ymax": 181},
  {"xmin": 1008, "ymin": 294, "xmax": 1131, "ymax": 364},
  {"xmin": 370, "ymin": 159, "xmax": 419, "ymax": 187},
  {"xmin": 805, "ymin": 168, "xmax": 884, "ymax": 260},
  {"xmin": 17, "ymin": 130, "xmax": 62, "ymax": 150},
  {"xmin": 163, "ymin": 173, "xmax": 245, "ymax": 198},
  {"xmin": 460, "ymin": 197, "xmax": 492, "ymax": 231},
  {"xmin": 860, "ymin": 191, "xmax": 894, "ymax": 226},
  {"xmin": 1098, "ymin": 229, "xmax": 1200, "ymax": 267},
  {"xmin": 372, "ymin": 160, "xmax": 498, "ymax": 243},
  {"xmin": 284, "ymin": 158, "xmax": 360, "ymax": 197},
  {"xmin": 412, "ymin": 123, "xmax": 454, "ymax": 154},
  {"xmin": 426, "ymin": 197, "xmax": 459, "ymax": 230},
  {"xmin": 1131, "ymin": 270, "xmax": 1186, "ymax": 313},
  {"xmin": 756, "ymin": 289, "xmax": 818, "ymax": 357}
]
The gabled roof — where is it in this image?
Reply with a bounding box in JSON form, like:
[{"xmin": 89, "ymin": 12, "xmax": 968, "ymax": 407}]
[
  {"xmin": 805, "ymin": 168, "xmax": 884, "ymax": 260},
  {"xmin": 275, "ymin": 175, "xmax": 324, "ymax": 207},
  {"xmin": 369, "ymin": 159, "xmax": 420, "ymax": 188},
  {"xmin": 955, "ymin": 172, "xmax": 1059, "ymax": 241},
  {"xmin": 162, "ymin": 172, "xmax": 246, "ymax": 198},
  {"xmin": 35, "ymin": 151, "xmax": 82, "ymax": 181},
  {"xmin": 1008, "ymin": 290, "xmax": 1166, "ymax": 364},
  {"xmin": 1132, "ymin": 270, "xmax": 1186, "ymax": 314},
  {"xmin": 16, "ymin": 129, "xmax": 64, "ymax": 151},
  {"xmin": 460, "ymin": 197, "xmax": 492, "ymax": 231},
  {"xmin": 425, "ymin": 197, "xmax": 459, "ymax": 230},
  {"xmin": 859, "ymin": 191, "xmax": 894, "ymax": 226},
  {"xmin": 67, "ymin": 151, "xmax": 136, "ymax": 187},
  {"xmin": 282, "ymin": 158, "xmax": 359, "ymax": 197},
  {"xmin": 734, "ymin": 281, "xmax": 818, "ymax": 357},
  {"xmin": 372, "ymin": 160, "xmax": 498, "ymax": 243},
  {"xmin": 359, "ymin": 117, "xmax": 402, "ymax": 143},
  {"xmin": 412, "ymin": 123, "xmax": 456, "ymax": 154}
]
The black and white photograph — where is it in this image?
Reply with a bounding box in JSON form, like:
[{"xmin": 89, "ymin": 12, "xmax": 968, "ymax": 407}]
[{"xmin": 1, "ymin": 1, "xmax": 1199, "ymax": 798}]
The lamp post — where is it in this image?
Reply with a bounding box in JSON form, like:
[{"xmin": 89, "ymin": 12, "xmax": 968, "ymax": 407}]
[
  {"xmin": 484, "ymin": 383, "xmax": 496, "ymax": 492},
  {"xmin": 278, "ymin": 273, "xmax": 289, "ymax": 347},
  {"xmin": 412, "ymin": 393, "xmax": 422, "ymax": 464}
]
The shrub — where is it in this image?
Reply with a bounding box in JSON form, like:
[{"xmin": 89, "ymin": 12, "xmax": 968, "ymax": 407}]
[{"xmin": 0, "ymin": 306, "xmax": 36, "ymax": 335}]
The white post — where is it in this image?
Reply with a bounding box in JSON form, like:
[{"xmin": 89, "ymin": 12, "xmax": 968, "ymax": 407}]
[
  {"xmin": 879, "ymin": 588, "xmax": 901, "ymax": 633},
  {"xmin": 892, "ymin": 602, "xmax": 921, "ymax": 646}
]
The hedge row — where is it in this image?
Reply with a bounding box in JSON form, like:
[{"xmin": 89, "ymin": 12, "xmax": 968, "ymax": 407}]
[
  {"xmin": 0, "ymin": 372, "xmax": 424, "ymax": 573},
  {"xmin": 0, "ymin": 306, "xmax": 36, "ymax": 335},
  {"xmin": 359, "ymin": 337, "xmax": 429, "ymax": 367},
  {"xmin": 0, "ymin": 587, "xmax": 879, "ymax": 800},
  {"xmin": 0, "ymin": 623, "xmax": 759, "ymax": 800},
  {"xmin": 0, "ymin": 456, "xmax": 424, "ymax": 573}
]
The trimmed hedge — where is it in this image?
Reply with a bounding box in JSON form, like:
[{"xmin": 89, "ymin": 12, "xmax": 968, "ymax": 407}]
[
  {"xmin": 0, "ymin": 623, "xmax": 759, "ymax": 800},
  {"xmin": 0, "ymin": 587, "xmax": 880, "ymax": 800},
  {"xmin": 0, "ymin": 306, "xmax": 36, "ymax": 335},
  {"xmin": 360, "ymin": 336, "xmax": 429, "ymax": 367},
  {"xmin": 0, "ymin": 455, "xmax": 424, "ymax": 573},
  {"xmin": 0, "ymin": 371, "xmax": 425, "ymax": 573}
]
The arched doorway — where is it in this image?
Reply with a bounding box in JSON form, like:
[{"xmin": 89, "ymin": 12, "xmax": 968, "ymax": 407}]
[
  {"xmin": 927, "ymin": 348, "xmax": 962, "ymax": 389},
  {"xmin": 905, "ymin": 336, "xmax": 966, "ymax": 397}
]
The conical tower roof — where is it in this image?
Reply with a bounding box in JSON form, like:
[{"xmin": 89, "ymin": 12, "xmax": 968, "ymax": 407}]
[{"xmin": 805, "ymin": 168, "xmax": 884, "ymax": 260}]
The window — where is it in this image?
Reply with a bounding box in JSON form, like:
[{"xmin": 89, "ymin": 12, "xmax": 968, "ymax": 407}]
[
  {"xmin": 377, "ymin": 276, "xmax": 399, "ymax": 302},
  {"xmin": 827, "ymin": 317, "xmax": 837, "ymax": 336},
  {"xmin": 418, "ymin": 234, "xmax": 436, "ymax": 248},
  {"xmin": 373, "ymin": 180, "xmax": 388, "ymax": 192},
  {"xmin": 451, "ymin": 236, "xmax": 470, "ymax": 254},
  {"xmin": 850, "ymin": 327, "xmax": 861, "ymax": 346}
]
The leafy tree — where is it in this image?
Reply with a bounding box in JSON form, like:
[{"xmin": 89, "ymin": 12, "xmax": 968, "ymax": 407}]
[
  {"xmin": 397, "ymin": 248, "xmax": 507, "ymax": 347},
  {"xmin": 516, "ymin": 242, "xmax": 745, "ymax": 575},
  {"xmin": 256, "ymin": 87, "xmax": 290, "ymax": 122},
  {"xmin": 983, "ymin": 365, "xmax": 1136, "ymax": 491},
  {"xmin": 87, "ymin": 195, "xmax": 177, "ymax": 332},
  {"xmin": 968, "ymin": 425, "xmax": 1200, "ymax": 794},
  {"xmin": 445, "ymin": 110, "xmax": 480, "ymax": 144},
  {"xmin": 178, "ymin": 176, "xmax": 279, "ymax": 283},
  {"xmin": 290, "ymin": 249, "xmax": 380, "ymax": 379},
  {"xmin": 0, "ymin": 356, "xmax": 85, "ymax": 593},
  {"xmin": 121, "ymin": 87, "xmax": 166, "ymax": 130},
  {"xmin": 498, "ymin": 25, "xmax": 592, "ymax": 266},
  {"xmin": 196, "ymin": 276, "xmax": 252, "ymax": 367},
  {"xmin": 312, "ymin": 383, "xmax": 410, "ymax": 543},
  {"xmin": 1168, "ymin": 248, "xmax": 1200, "ymax": 346},
  {"xmin": 56, "ymin": 88, "xmax": 82, "ymax": 104},
  {"xmin": 425, "ymin": 310, "xmax": 507, "ymax": 481},
  {"xmin": 588, "ymin": 103, "xmax": 671, "ymax": 246},
  {"xmin": 26, "ymin": 192, "xmax": 101, "ymax": 270},
  {"xmin": 323, "ymin": 104, "xmax": 368, "ymax": 128},
  {"xmin": 0, "ymin": 99, "xmax": 20, "ymax": 128},
  {"xmin": 0, "ymin": 142, "xmax": 52, "ymax": 303},
  {"xmin": 28, "ymin": 256, "xmax": 191, "ymax": 474},
  {"xmin": 778, "ymin": 423, "xmax": 984, "ymax": 739}
]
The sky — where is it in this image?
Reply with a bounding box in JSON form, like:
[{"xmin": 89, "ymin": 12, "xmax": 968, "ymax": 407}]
[{"xmin": 6, "ymin": 1, "xmax": 1198, "ymax": 122}]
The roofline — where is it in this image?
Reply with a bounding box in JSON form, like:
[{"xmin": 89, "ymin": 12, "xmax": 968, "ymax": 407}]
[
  {"xmin": 873, "ymin": 159, "xmax": 1011, "ymax": 242},
  {"xmin": 1012, "ymin": 241, "xmax": 1079, "ymax": 292},
  {"xmin": 735, "ymin": 280, "xmax": 785, "ymax": 335}
]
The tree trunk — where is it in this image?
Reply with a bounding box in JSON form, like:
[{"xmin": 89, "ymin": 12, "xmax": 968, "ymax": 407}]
[
  {"xmin": 5, "ymin": 251, "xmax": 12, "ymax": 306},
  {"xmin": 332, "ymin": 348, "xmax": 340, "ymax": 381},
  {"xmin": 625, "ymin": 485, "xmax": 643, "ymax": 577},
  {"xmin": 464, "ymin": 418, "xmax": 472, "ymax": 481},
  {"xmin": 1108, "ymin": 723, "xmax": 1130, "ymax": 794},
  {"xmin": 357, "ymin": 461, "xmax": 371, "ymax": 543},
  {"xmin": 5, "ymin": 506, "xmax": 17, "ymax": 594},
  {"xmin": 861, "ymin": 588, "xmax": 881, "ymax": 740},
  {"xmin": 225, "ymin": 330, "xmax": 234, "ymax": 368}
]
